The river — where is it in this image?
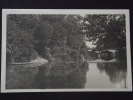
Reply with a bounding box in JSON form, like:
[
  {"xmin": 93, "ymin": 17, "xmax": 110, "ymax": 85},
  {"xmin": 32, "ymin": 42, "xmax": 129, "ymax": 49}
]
[{"xmin": 6, "ymin": 61, "xmax": 127, "ymax": 89}]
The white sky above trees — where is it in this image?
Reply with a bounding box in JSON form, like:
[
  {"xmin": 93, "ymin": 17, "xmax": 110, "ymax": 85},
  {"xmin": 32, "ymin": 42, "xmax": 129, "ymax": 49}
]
[{"xmin": 85, "ymin": 41, "xmax": 96, "ymax": 49}]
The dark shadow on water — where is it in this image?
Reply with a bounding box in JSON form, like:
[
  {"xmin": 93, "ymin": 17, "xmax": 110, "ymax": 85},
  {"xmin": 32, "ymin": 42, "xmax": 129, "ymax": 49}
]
[
  {"xmin": 33, "ymin": 62, "xmax": 89, "ymax": 89},
  {"xmin": 6, "ymin": 61, "xmax": 89, "ymax": 89},
  {"xmin": 6, "ymin": 65, "xmax": 39, "ymax": 89},
  {"xmin": 97, "ymin": 62, "xmax": 127, "ymax": 88}
]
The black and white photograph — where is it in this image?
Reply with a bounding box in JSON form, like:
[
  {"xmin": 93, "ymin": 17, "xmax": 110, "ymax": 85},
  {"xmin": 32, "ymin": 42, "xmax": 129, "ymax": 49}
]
[{"xmin": 1, "ymin": 9, "xmax": 132, "ymax": 92}]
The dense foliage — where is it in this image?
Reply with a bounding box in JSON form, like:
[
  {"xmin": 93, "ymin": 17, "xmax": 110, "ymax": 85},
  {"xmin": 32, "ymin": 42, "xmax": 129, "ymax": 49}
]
[
  {"xmin": 83, "ymin": 14, "xmax": 126, "ymax": 50},
  {"xmin": 6, "ymin": 14, "xmax": 127, "ymax": 63},
  {"xmin": 7, "ymin": 14, "xmax": 88, "ymax": 63},
  {"xmin": 83, "ymin": 14, "xmax": 126, "ymax": 61},
  {"xmin": 7, "ymin": 15, "xmax": 37, "ymax": 63}
]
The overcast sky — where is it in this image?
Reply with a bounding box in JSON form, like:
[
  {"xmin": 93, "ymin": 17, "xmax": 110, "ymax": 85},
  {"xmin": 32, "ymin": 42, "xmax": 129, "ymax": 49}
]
[{"xmin": 85, "ymin": 41, "xmax": 96, "ymax": 48}]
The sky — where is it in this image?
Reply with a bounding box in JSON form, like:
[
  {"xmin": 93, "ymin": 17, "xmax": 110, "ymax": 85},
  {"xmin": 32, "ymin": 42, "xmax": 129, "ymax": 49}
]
[{"xmin": 85, "ymin": 41, "xmax": 96, "ymax": 48}]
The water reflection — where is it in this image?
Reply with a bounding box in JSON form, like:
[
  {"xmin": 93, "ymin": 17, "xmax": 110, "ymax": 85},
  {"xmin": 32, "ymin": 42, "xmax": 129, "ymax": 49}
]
[
  {"xmin": 85, "ymin": 62, "xmax": 127, "ymax": 88},
  {"xmin": 34, "ymin": 62, "xmax": 89, "ymax": 89},
  {"xmin": 6, "ymin": 61, "xmax": 127, "ymax": 89},
  {"xmin": 6, "ymin": 65, "xmax": 38, "ymax": 89},
  {"xmin": 97, "ymin": 62, "xmax": 127, "ymax": 88},
  {"xmin": 6, "ymin": 61, "xmax": 89, "ymax": 89}
]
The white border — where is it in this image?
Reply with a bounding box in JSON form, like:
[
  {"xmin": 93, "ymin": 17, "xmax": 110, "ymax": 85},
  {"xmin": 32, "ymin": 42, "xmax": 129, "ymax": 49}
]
[{"xmin": 1, "ymin": 9, "xmax": 132, "ymax": 93}]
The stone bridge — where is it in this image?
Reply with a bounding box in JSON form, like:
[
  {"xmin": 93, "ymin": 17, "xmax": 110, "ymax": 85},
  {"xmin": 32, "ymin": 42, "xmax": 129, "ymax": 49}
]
[{"xmin": 88, "ymin": 49, "xmax": 118, "ymax": 60}]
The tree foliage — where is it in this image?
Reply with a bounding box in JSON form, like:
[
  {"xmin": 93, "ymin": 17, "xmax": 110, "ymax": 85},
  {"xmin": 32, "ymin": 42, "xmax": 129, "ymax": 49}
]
[
  {"xmin": 84, "ymin": 14, "xmax": 126, "ymax": 50},
  {"xmin": 7, "ymin": 14, "xmax": 88, "ymax": 63},
  {"xmin": 8, "ymin": 14, "xmax": 40, "ymax": 33},
  {"xmin": 7, "ymin": 16, "xmax": 37, "ymax": 63},
  {"xmin": 50, "ymin": 22, "xmax": 67, "ymax": 47},
  {"xmin": 34, "ymin": 21, "xmax": 53, "ymax": 45}
]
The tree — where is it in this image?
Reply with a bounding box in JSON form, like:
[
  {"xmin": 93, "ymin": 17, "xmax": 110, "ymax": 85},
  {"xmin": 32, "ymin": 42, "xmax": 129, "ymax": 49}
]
[
  {"xmin": 62, "ymin": 15, "xmax": 84, "ymax": 51},
  {"xmin": 34, "ymin": 21, "xmax": 53, "ymax": 58},
  {"xmin": 84, "ymin": 14, "xmax": 126, "ymax": 50},
  {"xmin": 49, "ymin": 22, "xmax": 67, "ymax": 48},
  {"xmin": 40, "ymin": 15, "xmax": 66, "ymax": 24},
  {"xmin": 7, "ymin": 14, "xmax": 88, "ymax": 63},
  {"xmin": 34, "ymin": 21, "xmax": 53, "ymax": 45},
  {"xmin": 8, "ymin": 14, "xmax": 40, "ymax": 33},
  {"xmin": 7, "ymin": 16, "xmax": 37, "ymax": 63}
]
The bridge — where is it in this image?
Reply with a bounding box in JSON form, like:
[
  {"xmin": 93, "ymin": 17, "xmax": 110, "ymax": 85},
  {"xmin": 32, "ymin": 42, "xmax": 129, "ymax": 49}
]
[{"xmin": 87, "ymin": 49, "xmax": 117, "ymax": 60}]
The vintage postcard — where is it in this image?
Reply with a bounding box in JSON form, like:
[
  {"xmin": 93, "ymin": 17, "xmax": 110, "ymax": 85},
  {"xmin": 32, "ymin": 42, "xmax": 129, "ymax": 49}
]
[{"xmin": 1, "ymin": 9, "xmax": 132, "ymax": 92}]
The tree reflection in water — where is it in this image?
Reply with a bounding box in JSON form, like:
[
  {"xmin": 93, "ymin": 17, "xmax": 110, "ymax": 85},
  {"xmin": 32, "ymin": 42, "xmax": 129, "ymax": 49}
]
[
  {"xmin": 34, "ymin": 61, "xmax": 89, "ymax": 89},
  {"xmin": 97, "ymin": 62, "xmax": 127, "ymax": 88},
  {"xmin": 6, "ymin": 65, "xmax": 39, "ymax": 89}
]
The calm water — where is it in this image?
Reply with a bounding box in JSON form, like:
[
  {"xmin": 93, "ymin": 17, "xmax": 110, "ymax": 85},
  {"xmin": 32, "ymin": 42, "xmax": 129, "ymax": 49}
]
[
  {"xmin": 85, "ymin": 63, "xmax": 127, "ymax": 88},
  {"xmin": 6, "ymin": 61, "xmax": 127, "ymax": 89}
]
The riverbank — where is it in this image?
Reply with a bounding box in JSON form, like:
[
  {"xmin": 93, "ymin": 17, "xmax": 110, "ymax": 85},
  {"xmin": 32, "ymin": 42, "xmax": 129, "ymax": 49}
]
[
  {"xmin": 87, "ymin": 59, "xmax": 117, "ymax": 63},
  {"xmin": 10, "ymin": 57, "xmax": 48, "ymax": 67}
]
